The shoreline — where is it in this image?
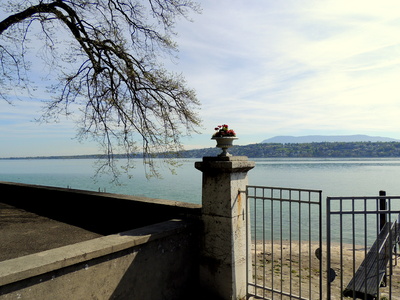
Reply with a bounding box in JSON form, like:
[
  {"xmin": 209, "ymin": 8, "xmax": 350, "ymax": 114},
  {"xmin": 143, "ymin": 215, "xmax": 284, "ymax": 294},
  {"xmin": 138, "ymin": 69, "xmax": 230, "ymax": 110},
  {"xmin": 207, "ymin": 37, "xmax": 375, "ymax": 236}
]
[{"xmin": 250, "ymin": 240, "xmax": 400, "ymax": 299}]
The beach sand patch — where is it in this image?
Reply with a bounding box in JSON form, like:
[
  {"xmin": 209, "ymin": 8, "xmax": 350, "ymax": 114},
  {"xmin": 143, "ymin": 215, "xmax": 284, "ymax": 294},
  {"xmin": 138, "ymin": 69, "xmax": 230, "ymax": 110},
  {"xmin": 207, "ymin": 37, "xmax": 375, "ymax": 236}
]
[{"xmin": 250, "ymin": 241, "xmax": 400, "ymax": 299}]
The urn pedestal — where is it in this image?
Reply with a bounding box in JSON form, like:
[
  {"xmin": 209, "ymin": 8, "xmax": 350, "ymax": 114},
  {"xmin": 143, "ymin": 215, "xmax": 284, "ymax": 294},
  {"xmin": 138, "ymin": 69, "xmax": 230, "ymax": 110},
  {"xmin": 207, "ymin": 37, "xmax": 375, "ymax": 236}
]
[{"xmin": 211, "ymin": 137, "xmax": 238, "ymax": 157}]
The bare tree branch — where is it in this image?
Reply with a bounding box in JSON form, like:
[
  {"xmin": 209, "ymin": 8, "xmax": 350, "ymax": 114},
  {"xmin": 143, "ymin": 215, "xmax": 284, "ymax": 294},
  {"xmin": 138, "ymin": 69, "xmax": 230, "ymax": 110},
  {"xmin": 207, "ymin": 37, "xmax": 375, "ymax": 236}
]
[{"xmin": 0, "ymin": 0, "xmax": 201, "ymax": 179}]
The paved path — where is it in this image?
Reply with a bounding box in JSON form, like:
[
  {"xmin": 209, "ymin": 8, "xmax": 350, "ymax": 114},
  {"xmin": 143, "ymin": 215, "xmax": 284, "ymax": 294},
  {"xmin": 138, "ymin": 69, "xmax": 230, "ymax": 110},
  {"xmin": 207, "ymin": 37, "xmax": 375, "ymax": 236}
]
[{"xmin": 0, "ymin": 202, "xmax": 102, "ymax": 261}]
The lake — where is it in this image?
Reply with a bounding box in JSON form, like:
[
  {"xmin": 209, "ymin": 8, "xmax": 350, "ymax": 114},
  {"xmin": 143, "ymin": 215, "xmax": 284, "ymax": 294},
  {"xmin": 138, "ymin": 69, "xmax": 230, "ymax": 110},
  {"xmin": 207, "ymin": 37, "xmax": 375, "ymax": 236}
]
[
  {"xmin": 2, "ymin": 157, "xmax": 400, "ymax": 203},
  {"xmin": 2, "ymin": 157, "xmax": 400, "ymax": 243}
]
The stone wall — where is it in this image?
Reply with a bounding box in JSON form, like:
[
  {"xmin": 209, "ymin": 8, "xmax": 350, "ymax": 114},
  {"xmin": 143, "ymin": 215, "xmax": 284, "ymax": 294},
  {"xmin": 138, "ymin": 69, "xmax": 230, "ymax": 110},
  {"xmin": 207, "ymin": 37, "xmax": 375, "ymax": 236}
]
[
  {"xmin": 0, "ymin": 219, "xmax": 198, "ymax": 300},
  {"xmin": 0, "ymin": 181, "xmax": 201, "ymax": 235},
  {"xmin": 0, "ymin": 154, "xmax": 255, "ymax": 300},
  {"xmin": 0, "ymin": 182, "xmax": 201, "ymax": 300}
]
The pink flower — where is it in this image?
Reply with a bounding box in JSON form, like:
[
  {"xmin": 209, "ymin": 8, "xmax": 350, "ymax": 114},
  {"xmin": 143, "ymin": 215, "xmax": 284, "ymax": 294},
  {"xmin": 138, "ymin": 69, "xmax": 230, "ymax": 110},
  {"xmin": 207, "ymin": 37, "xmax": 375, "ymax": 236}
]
[{"xmin": 212, "ymin": 124, "xmax": 236, "ymax": 137}]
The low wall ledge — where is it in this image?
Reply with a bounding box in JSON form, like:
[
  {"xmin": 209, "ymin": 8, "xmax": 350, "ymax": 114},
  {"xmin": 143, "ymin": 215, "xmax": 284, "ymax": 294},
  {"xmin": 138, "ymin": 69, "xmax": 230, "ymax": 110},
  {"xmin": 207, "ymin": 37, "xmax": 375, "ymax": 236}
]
[{"xmin": 0, "ymin": 219, "xmax": 192, "ymax": 287}]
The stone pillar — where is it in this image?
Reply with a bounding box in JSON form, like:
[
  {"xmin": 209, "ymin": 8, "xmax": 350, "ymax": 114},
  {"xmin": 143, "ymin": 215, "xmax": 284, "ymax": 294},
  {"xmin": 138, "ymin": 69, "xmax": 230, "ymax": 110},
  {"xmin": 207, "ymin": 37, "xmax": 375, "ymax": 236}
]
[{"xmin": 195, "ymin": 156, "xmax": 255, "ymax": 300}]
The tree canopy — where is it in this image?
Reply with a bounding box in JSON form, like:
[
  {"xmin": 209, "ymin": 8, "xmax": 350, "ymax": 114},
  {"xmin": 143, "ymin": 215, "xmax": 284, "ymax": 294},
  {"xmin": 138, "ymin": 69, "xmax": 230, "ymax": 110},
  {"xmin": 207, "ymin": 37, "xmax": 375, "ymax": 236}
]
[{"xmin": 0, "ymin": 0, "xmax": 201, "ymax": 178}]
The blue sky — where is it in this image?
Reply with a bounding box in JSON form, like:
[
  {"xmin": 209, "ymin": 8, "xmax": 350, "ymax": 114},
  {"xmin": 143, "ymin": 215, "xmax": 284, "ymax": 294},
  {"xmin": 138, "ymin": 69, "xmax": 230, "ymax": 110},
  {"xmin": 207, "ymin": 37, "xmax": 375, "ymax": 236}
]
[{"xmin": 2, "ymin": 0, "xmax": 400, "ymax": 157}]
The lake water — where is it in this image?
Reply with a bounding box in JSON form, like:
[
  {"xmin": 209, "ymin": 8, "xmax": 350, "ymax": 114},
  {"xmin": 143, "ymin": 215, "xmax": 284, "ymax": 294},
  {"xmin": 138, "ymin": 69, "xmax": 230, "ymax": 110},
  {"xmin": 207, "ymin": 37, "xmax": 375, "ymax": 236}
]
[
  {"xmin": 2, "ymin": 157, "xmax": 400, "ymax": 203},
  {"xmin": 3, "ymin": 157, "xmax": 400, "ymax": 243}
]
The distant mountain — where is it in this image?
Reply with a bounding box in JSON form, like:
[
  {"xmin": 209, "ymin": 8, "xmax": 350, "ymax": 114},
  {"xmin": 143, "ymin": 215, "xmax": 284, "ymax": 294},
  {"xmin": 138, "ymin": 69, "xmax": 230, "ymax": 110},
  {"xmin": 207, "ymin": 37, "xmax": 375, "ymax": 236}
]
[{"xmin": 261, "ymin": 135, "xmax": 400, "ymax": 144}]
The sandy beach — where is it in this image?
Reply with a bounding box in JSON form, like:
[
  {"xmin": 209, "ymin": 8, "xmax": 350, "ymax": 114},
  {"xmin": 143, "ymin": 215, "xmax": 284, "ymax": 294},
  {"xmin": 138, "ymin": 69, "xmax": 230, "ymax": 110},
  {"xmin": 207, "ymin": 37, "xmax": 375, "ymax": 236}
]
[{"xmin": 250, "ymin": 241, "xmax": 400, "ymax": 299}]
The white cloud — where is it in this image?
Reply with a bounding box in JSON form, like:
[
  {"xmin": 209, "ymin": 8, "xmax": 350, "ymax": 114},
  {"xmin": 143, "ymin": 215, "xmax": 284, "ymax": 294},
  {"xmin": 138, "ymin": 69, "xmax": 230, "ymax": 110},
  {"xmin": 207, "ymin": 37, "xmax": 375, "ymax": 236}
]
[
  {"xmin": 167, "ymin": 0, "xmax": 400, "ymax": 146},
  {"xmin": 3, "ymin": 0, "xmax": 400, "ymax": 155}
]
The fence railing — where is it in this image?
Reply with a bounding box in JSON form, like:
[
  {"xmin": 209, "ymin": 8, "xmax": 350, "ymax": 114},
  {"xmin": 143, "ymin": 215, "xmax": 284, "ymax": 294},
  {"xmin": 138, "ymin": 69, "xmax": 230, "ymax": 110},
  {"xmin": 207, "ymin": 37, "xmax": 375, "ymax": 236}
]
[
  {"xmin": 326, "ymin": 194, "xmax": 400, "ymax": 300},
  {"xmin": 246, "ymin": 186, "xmax": 323, "ymax": 299},
  {"xmin": 246, "ymin": 186, "xmax": 400, "ymax": 299}
]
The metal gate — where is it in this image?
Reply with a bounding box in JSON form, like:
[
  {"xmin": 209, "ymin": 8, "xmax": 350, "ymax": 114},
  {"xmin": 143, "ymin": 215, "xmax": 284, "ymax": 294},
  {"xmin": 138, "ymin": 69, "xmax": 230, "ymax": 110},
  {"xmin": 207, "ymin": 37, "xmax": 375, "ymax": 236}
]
[
  {"xmin": 246, "ymin": 186, "xmax": 323, "ymax": 299},
  {"xmin": 326, "ymin": 194, "xmax": 400, "ymax": 300}
]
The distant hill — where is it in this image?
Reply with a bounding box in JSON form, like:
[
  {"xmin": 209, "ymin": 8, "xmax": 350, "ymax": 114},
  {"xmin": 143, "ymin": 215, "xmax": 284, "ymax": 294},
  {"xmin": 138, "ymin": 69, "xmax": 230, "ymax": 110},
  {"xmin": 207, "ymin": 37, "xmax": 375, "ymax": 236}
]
[
  {"xmin": 261, "ymin": 135, "xmax": 400, "ymax": 144},
  {"xmin": 5, "ymin": 139, "xmax": 400, "ymax": 160},
  {"xmin": 177, "ymin": 141, "xmax": 400, "ymax": 158}
]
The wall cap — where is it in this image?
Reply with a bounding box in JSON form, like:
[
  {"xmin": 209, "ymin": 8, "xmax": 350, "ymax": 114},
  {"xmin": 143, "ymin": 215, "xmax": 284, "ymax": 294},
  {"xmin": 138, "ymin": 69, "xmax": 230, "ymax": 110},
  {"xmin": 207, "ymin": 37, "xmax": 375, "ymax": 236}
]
[{"xmin": 195, "ymin": 156, "xmax": 255, "ymax": 173}]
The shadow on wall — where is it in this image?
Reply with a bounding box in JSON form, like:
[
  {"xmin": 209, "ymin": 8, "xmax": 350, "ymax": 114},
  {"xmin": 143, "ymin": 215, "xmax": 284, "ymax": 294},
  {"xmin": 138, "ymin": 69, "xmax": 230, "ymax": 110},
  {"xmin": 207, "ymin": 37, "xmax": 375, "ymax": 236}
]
[
  {"xmin": 0, "ymin": 220, "xmax": 200, "ymax": 300},
  {"xmin": 0, "ymin": 181, "xmax": 201, "ymax": 235},
  {"xmin": 110, "ymin": 223, "xmax": 199, "ymax": 299}
]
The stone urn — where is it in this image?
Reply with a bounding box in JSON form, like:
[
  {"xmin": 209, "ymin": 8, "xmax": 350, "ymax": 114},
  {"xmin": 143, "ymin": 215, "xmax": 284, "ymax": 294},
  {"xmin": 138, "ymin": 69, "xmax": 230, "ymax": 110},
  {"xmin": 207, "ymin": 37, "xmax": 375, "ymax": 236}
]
[{"xmin": 212, "ymin": 136, "xmax": 238, "ymax": 157}]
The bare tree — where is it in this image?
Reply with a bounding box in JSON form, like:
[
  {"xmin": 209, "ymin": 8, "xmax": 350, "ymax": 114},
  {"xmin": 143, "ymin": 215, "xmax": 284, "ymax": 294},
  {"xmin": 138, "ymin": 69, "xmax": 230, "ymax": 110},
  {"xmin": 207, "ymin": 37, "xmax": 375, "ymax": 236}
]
[{"xmin": 0, "ymin": 0, "xmax": 201, "ymax": 178}]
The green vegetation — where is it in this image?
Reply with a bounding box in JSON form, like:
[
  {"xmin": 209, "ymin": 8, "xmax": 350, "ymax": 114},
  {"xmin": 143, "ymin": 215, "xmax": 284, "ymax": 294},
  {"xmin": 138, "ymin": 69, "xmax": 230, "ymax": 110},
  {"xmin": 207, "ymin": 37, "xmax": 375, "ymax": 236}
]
[
  {"xmin": 4, "ymin": 142, "xmax": 400, "ymax": 159},
  {"xmin": 179, "ymin": 142, "xmax": 400, "ymax": 158}
]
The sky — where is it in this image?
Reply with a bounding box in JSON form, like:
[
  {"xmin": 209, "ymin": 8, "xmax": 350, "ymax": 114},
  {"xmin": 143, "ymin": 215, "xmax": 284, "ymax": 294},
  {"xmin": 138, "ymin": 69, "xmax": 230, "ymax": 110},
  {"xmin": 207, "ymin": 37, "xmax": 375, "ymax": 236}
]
[{"xmin": 2, "ymin": 0, "xmax": 400, "ymax": 157}]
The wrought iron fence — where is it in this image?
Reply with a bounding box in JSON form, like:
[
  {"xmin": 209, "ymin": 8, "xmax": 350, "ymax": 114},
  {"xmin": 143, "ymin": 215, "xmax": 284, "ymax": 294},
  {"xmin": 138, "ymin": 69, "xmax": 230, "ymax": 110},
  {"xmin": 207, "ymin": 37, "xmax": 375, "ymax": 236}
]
[
  {"xmin": 326, "ymin": 194, "xmax": 400, "ymax": 300},
  {"xmin": 246, "ymin": 186, "xmax": 323, "ymax": 299}
]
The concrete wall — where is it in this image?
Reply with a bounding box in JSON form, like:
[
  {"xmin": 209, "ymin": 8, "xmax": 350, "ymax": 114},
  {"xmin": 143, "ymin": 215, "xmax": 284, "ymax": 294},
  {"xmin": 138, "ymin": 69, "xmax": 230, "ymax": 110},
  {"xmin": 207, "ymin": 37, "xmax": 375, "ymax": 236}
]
[
  {"xmin": 0, "ymin": 154, "xmax": 256, "ymax": 300},
  {"xmin": 0, "ymin": 219, "xmax": 199, "ymax": 300},
  {"xmin": 0, "ymin": 181, "xmax": 201, "ymax": 235},
  {"xmin": 0, "ymin": 182, "xmax": 201, "ymax": 299}
]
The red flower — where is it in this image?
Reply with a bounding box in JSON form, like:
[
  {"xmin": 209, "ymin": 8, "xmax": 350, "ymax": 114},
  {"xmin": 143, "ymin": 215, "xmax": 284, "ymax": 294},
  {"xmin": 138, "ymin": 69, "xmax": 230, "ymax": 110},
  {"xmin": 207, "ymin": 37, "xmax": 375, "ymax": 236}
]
[{"xmin": 212, "ymin": 124, "xmax": 236, "ymax": 137}]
